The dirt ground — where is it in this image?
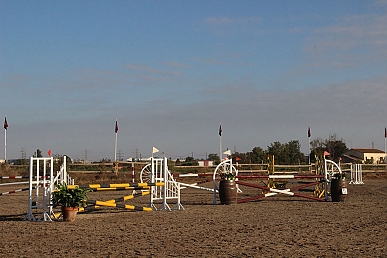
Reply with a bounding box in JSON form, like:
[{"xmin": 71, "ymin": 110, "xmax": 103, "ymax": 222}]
[{"xmin": 0, "ymin": 176, "xmax": 386, "ymax": 257}]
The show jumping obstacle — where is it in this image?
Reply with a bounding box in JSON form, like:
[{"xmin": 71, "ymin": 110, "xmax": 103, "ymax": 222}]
[
  {"xmin": 141, "ymin": 157, "xmax": 184, "ymax": 211},
  {"xmin": 24, "ymin": 156, "xmax": 73, "ymax": 221},
  {"xmin": 25, "ymin": 157, "xmax": 55, "ymax": 221},
  {"xmin": 350, "ymin": 164, "xmax": 364, "ymax": 184},
  {"xmin": 2, "ymin": 151, "xmax": 354, "ymax": 222},
  {"xmin": 140, "ymin": 159, "xmax": 223, "ymax": 204},
  {"xmin": 23, "ymin": 153, "xmax": 184, "ymax": 221},
  {"xmin": 212, "ymin": 155, "xmax": 347, "ymax": 203}
]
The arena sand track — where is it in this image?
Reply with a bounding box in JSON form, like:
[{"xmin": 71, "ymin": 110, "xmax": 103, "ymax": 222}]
[{"xmin": 0, "ymin": 178, "xmax": 386, "ymax": 257}]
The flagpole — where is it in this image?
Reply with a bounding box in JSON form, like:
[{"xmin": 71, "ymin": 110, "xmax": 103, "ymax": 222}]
[
  {"xmin": 308, "ymin": 137, "xmax": 310, "ymax": 165},
  {"xmin": 219, "ymin": 124, "xmax": 222, "ymax": 161},
  {"xmin": 220, "ymin": 136, "xmax": 222, "ymax": 161},
  {"xmin": 308, "ymin": 126, "xmax": 311, "ymax": 165},
  {"xmin": 4, "ymin": 116, "xmax": 7, "ymax": 162},
  {"xmin": 114, "ymin": 119, "xmax": 118, "ymax": 162},
  {"xmin": 4, "ymin": 126, "xmax": 6, "ymax": 162},
  {"xmin": 114, "ymin": 132, "xmax": 117, "ymax": 162}
]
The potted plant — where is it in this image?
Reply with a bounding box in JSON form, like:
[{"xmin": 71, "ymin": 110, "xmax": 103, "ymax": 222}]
[
  {"xmin": 51, "ymin": 182, "xmax": 91, "ymax": 222},
  {"xmin": 218, "ymin": 171, "xmax": 237, "ymax": 204}
]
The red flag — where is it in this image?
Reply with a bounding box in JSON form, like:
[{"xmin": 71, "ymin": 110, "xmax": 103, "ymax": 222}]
[
  {"xmin": 47, "ymin": 149, "xmax": 51, "ymax": 157},
  {"xmin": 324, "ymin": 150, "xmax": 330, "ymax": 157},
  {"xmin": 236, "ymin": 157, "xmax": 241, "ymax": 161},
  {"xmin": 385, "ymin": 127, "xmax": 387, "ymax": 138},
  {"xmin": 219, "ymin": 124, "xmax": 222, "ymax": 136},
  {"xmin": 308, "ymin": 127, "xmax": 311, "ymax": 138},
  {"xmin": 4, "ymin": 117, "xmax": 8, "ymax": 130},
  {"xmin": 115, "ymin": 120, "xmax": 118, "ymax": 133}
]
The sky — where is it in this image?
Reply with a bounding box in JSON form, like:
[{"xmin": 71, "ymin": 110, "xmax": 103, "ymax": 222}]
[{"xmin": 1, "ymin": 0, "xmax": 387, "ymax": 162}]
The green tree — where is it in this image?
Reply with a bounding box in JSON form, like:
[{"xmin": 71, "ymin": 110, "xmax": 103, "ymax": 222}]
[
  {"xmin": 251, "ymin": 147, "xmax": 267, "ymax": 164},
  {"xmin": 181, "ymin": 156, "xmax": 198, "ymax": 166},
  {"xmin": 207, "ymin": 153, "xmax": 220, "ymax": 164},
  {"xmin": 267, "ymin": 142, "xmax": 284, "ymax": 164},
  {"xmin": 267, "ymin": 140, "xmax": 305, "ymax": 165},
  {"xmin": 283, "ymin": 140, "xmax": 305, "ymax": 164},
  {"xmin": 324, "ymin": 134, "xmax": 348, "ymax": 162},
  {"xmin": 310, "ymin": 135, "xmax": 348, "ymax": 162}
]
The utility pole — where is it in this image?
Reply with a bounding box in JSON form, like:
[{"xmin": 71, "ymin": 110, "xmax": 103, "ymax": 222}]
[
  {"xmin": 84, "ymin": 149, "xmax": 88, "ymax": 164},
  {"xmin": 20, "ymin": 148, "xmax": 26, "ymax": 165},
  {"xmin": 117, "ymin": 150, "xmax": 124, "ymax": 161}
]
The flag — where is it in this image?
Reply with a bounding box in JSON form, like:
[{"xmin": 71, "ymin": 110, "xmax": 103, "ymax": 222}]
[
  {"xmin": 115, "ymin": 120, "xmax": 118, "ymax": 133},
  {"xmin": 324, "ymin": 150, "xmax": 330, "ymax": 157},
  {"xmin": 236, "ymin": 157, "xmax": 241, "ymax": 161},
  {"xmin": 47, "ymin": 149, "xmax": 51, "ymax": 157},
  {"xmin": 385, "ymin": 127, "xmax": 387, "ymax": 138},
  {"xmin": 4, "ymin": 117, "xmax": 8, "ymax": 130},
  {"xmin": 219, "ymin": 124, "xmax": 222, "ymax": 136},
  {"xmin": 308, "ymin": 127, "xmax": 311, "ymax": 137},
  {"xmin": 152, "ymin": 147, "xmax": 159, "ymax": 154}
]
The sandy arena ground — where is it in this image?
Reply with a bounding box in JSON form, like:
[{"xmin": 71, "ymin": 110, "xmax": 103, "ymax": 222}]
[{"xmin": 0, "ymin": 177, "xmax": 386, "ymax": 257}]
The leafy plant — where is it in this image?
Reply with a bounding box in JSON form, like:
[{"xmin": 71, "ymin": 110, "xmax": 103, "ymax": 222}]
[
  {"xmin": 51, "ymin": 183, "xmax": 91, "ymax": 208},
  {"xmin": 332, "ymin": 172, "xmax": 346, "ymax": 180},
  {"xmin": 220, "ymin": 171, "xmax": 236, "ymax": 181}
]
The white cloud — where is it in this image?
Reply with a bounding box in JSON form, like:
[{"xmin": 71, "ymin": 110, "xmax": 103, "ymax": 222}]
[{"xmin": 304, "ymin": 12, "xmax": 387, "ymax": 67}]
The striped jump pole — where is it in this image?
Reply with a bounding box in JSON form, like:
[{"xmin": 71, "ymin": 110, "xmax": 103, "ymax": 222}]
[
  {"xmin": 0, "ymin": 176, "xmax": 51, "ymax": 179},
  {"xmin": 83, "ymin": 186, "xmax": 151, "ymax": 192},
  {"xmin": 236, "ymin": 175, "xmax": 326, "ymax": 179},
  {"xmin": 0, "ymin": 186, "xmax": 36, "ymax": 196},
  {"xmin": 79, "ymin": 191, "xmax": 152, "ymax": 212},
  {"xmin": 102, "ymin": 191, "xmax": 150, "ymax": 203},
  {"xmin": 0, "ymin": 181, "xmax": 29, "ymax": 187},
  {"xmin": 85, "ymin": 200, "xmax": 152, "ymax": 211},
  {"xmin": 67, "ymin": 182, "xmax": 164, "ymax": 190}
]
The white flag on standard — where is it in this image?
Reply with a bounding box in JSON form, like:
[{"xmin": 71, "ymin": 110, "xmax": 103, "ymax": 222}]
[{"xmin": 152, "ymin": 147, "xmax": 159, "ymax": 154}]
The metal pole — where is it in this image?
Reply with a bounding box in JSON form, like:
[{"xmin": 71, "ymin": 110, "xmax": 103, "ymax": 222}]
[
  {"xmin": 114, "ymin": 132, "xmax": 118, "ymax": 162},
  {"xmin": 308, "ymin": 126, "xmax": 311, "ymax": 166},
  {"xmin": 219, "ymin": 135, "xmax": 222, "ymax": 161},
  {"xmin": 4, "ymin": 127, "xmax": 6, "ymax": 161}
]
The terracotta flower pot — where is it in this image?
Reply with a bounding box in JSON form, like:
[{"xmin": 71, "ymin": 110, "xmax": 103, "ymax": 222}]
[{"xmin": 61, "ymin": 206, "xmax": 78, "ymax": 222}]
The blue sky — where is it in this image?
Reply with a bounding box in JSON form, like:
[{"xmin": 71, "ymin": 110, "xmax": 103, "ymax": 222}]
[{"xmin": 1, "ymin": 0, "xmax": 387, "ymax": 161}]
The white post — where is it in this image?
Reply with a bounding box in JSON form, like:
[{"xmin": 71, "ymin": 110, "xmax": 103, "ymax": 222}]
[
  {"xmin": 219, "ymin": 124, "xmax": 222, "ymax": 161},
  {"xmin": 114, "ymin": 132, "xmax": 118, "ymax": 162},
  {"xmin": 308, "ymin": 126, "xmax": 311, "ymax": 167},
  {"xmin": 25, "ymin": 157, "xmax": 35, "ymax": 221},
  {"xmin": 63, "ymin": 155, "xmax": 67, "ymax": 184},
  {"xmin": 114, "ymin": 119, "xmax": 118, "ymax": 162},
  {"xmin": 4, "ymin": 127, "xmax": 6, "ymax": 162},
  {"xmin": 160, "ymin": 157, "xmax": 171, "ymax": 211}
]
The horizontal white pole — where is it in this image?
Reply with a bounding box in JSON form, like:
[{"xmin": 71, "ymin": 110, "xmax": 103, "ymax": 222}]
[
  {"xmin": 268, "ymin": 175, "xmax": 295, "ymax": 179},
  {"xmin": 269, "ymin": 188, "xmax": 294, "ymax": 195},
  {"xmin": 178, "ymin": 173, "xmax": 199, "ymax": 177}
]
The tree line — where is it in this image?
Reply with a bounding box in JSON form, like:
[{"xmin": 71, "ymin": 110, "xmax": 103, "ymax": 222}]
[{"xmin": 201, "ymin": 134, "xmax": 348, "ymax": 165}]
